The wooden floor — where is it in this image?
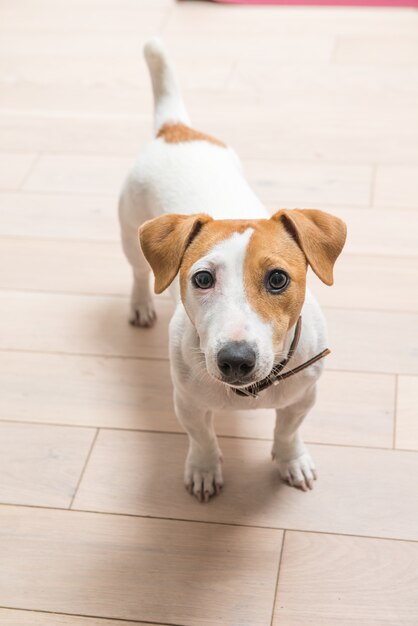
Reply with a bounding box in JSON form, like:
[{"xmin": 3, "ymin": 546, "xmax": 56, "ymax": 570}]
[{"xmin": 1, "ymin": 1, "xmax": 418, "ymax": 625}]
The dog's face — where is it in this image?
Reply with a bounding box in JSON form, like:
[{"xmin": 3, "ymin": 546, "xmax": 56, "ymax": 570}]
[
  {"xmin": 178, "ymin": 220, "xmax": 308, "ymax": 385},
  {"xmin": 139, "ymin": 210, "xmax": 346, "ymax": 387}
]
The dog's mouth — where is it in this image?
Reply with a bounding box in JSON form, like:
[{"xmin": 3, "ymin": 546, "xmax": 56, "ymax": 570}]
[
  {"xmin": 222, "ymin": 380, "xmax": 249, "ymax": 388},
  {"xmin": 215, "ymin": 373, "xmax": 266, "ymax": 389}
]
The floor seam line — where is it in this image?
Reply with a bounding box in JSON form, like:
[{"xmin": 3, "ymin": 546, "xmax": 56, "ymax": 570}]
[
  {"xmin": 270, "ymin": 530, "xmax": 286, "ymax": 626},
  {"xmin": 69, "ymin": 428, "xmax": 99, "ymax": 509},
  {"xmin": 0, "ymin": 606, "xmax": 184, "ymax": 626},
  {"xmin": 2, "ymin": 502, "xmax": 417, "ymax": 545}
]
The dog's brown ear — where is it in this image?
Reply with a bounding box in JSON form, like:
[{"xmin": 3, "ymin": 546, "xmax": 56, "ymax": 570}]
[
  {"xmin": 139, "ymin": 213, "xmax": 213, "ymax": 294},
  {"xmin": 272, "ymin": 209, "xmax": 347, "ymax": 285}
]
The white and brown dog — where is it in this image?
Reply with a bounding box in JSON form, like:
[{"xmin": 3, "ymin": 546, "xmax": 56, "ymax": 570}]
[{"xmin": 119, "ymin": 39, "xmax": 346, "ymax": 501}]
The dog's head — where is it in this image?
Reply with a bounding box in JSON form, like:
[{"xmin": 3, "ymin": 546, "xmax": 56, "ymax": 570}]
[{"xmin": 139, "ymin": 210, "xmax": 346, "ymax": 387}]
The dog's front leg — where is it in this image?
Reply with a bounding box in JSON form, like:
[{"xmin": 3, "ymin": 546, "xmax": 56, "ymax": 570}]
[
  {"xmin": 174, "ymin": 392, "xmax": 223, "ymax": 502},
  {"xmin": 272, "ymin": 384, "xmax": 317, "ymax": 492}
]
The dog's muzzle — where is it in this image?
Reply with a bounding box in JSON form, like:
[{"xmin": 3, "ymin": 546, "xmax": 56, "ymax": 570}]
[
  {"xmin": 217, "ymin": 341, "xmax": 256, "ymax": 383},
  {"xmin": 232, "ymin": 317, "xmax": 331, "ymax": 399}
]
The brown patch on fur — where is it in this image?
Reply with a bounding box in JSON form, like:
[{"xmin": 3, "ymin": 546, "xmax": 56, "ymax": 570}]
[
  {"xmin": 244, "ymin": 220, "xmax": 308, "ymax": 348},
  {"xmin": 157, "ymin": 123, "xmax": 226, "ymax": 148},
  {"xmin": 244, "ymin": 209, "xmax": 346, "ymax": 347},
  {"xmin": 179, "ymin": 220, "xmax": 257, "ymax": 304},
  {"xmin": 139, "ymin": 213, "xmax": 213, "ymax": 294},
  {"xmin": 272, "ymin": 208, "xmax": 347, "ymax": 286},
  {"xmin": 178, "ymin": 219, "xmax": 307, "ymax": 345},
  {"xmin": 180, "ymin": 210, "xmax": 345, "ymax": 348}
]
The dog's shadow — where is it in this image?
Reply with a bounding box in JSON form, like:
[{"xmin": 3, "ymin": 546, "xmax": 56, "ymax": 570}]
[
  {"xmin": 94, "ymin": 298, "xmax": 292, "ymax": 524},
  {"xmin": 93, "ymin": 299, "xmax": 293, "ymax": 519}
]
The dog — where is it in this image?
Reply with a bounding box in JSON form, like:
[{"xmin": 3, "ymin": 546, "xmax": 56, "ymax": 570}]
[{"xmin": 118, "ymin": 38, "xmax": 346, "ymax": 502}]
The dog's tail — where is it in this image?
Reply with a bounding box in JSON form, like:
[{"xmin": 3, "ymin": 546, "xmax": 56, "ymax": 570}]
[{"xmin": 144, "ymin": 38, "xmax": 190, "ymax": 135}]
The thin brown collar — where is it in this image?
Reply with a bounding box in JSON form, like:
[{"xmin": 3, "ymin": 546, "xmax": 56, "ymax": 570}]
[{"xmin": 232, "ymin": 317, "xmax": 330, "ymax": 399}]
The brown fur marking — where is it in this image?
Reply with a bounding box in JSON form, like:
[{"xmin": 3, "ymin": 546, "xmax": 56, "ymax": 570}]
[
  {"xmin": 244, "ymin": 220, "xmax": 307, "ymax": 348},
  {"xmin": 139, "ymin": 213, "xmax": 213, "ymax": 294},
  {"xmin": 157, "ymin": 123, "xmax": 226, "ymax": 148},
  {"xmin": 272, "ymin": 208, "xmax": 347, "ymax": 286},
  {"xmin": 180, "ymin": 220, "xmax": 257, "ymax": 304},
  {"xmin": 179, "ymin": 219, "xmax": 307, "ymax": 348}
]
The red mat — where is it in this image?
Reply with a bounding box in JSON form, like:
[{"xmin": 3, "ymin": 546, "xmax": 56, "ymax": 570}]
[{"xmin": 211, "ymin": 0, "xmax": 418, "ymax": 6}]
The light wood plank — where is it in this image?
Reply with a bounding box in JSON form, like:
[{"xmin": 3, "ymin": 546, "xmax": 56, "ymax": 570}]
[
  {"xmin": 0, "ymin": 506, "xmax": 282, "ymax": 626},
  {"xmin": 0, "ymin": 422, "xmax": 95, "ymax": 507},
  {"xmin": 329, "ymin": 207, "xmax": 418, "ymax": 258},
  {"xmin": 217, "ymin": 370, "xmax": 395, "ymax": 448},
  {"xmin": 396, "ymin": 375, "xmax": 418, "ymax": 451},
  {"xmin": 0, "ymin": 53, "xmax": 231, "ymax": 93},
  {"xmin": 0, "ymin": 291, "xmax": 171, "ymax": 359},
  {"xmin": 308, "ymin": 254, "xmax": 418, "ymax": 312},
  {"xmin": 0, "ymin": 608, "xmax": 158, "ymax": 626},
  {"xmin": 198, "ymin": 96, "xmax": 418, "ymax": 134},
  {"xmin": 164, "ymin": 31, "xmax": 335, "ymax": 63},
  {"xmin": 0, "ymin": 84, "xmax": 148, "ymax": 115},
  {"xmin": 0, "ymin": 351, "xmax": 395, "ymax": 448},
  {"xmin": 0, "ymin": 113, "xmax": 149, "ymax": 154},
  {"xmin": 73, "ymin": 431, "xmax": 418, "ymax": 541},
  {"xmin": 0, "ymin": 32, "xmax": 159, "ymax": 85},
  {"xmin": 327, "ymin": 309, "xmax": 418, "ymax": 375},
  {"xmin": 335, "ymin": 36, "xmax": 418, "ymax": 64},
  {"xmin": 230, "ymin": 62, "xmax": 418, "ymax": 102},
  {"xmin": 0, "ymin": 153, "xmax": 37, "ymax": 190},
  {"xmin": 224, "ymin": 122, "xmax": 418, "ymax": 165},
  {"xmin": 2, "ymin": 110, "xmax": 418, "ymax": 164},
  {"xmin": 23, "ymin": 155, "xmax": 132, "ymax": 195},
  {"xmin": 273, "ymin": 531, "xmax": 418, "ymax": 626},
  {"xmin": 0, "ymin": 1, "xmax": 168, "ymax": 33},
  {"xmin": 0, "ymin": 351, "xmax": 176, "ymax": 431},
  {"xmin": 0, "ymin": 238, "xmax": 132, "ymax": 296},
  {"xmin": 0, "ymin": 192, "xmax": 118, "ymax": 240},
  {"xmin": 246, "ymin": 159, "xmax": 372, "ymax": 207},
  {"xmin": 0, "ymin": 31, "xmax": 168, "ymax": 58},
  {"xmin": 374, "ymin": 165, "xmax": 418, "ymax": 209}
]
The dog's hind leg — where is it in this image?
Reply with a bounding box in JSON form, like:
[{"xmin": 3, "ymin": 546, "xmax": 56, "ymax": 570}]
[
  {"xmin": 129, "ymin": 263, "xmax": 156, "ymax": 328},
  {"xmin": 119, "ymin": 190, "xmax": 156, "ymax": 328},
  {"xmin": 272, "ymin": 384, "xmax": 317, "ymax": 492}
]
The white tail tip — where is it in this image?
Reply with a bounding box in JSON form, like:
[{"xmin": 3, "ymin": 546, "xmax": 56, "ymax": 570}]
[
  {"xmin": 143, "ymin": 37, "xmax": 190, "ymax": 134},
  {"xmin": 143, "ymin": 37, "xmax": 167, "ymax": 68}
]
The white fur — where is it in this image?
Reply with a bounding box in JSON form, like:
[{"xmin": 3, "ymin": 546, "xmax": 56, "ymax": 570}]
[
  {"xmin": 143, "ymin": 38, "xmax": 190, "ymax": 134},
  {"xmin": 184, "ymin": 229, "xmax": 276, "ymax": 383},
  {"xmin": 119, "ymin": 38, "xmax": 328, "ymax": 498}
]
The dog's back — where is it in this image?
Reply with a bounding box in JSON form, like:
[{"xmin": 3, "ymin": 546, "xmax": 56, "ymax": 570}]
[{"xmin": 119, "ymin": 38, "xmax": 267, "ymax": 227}]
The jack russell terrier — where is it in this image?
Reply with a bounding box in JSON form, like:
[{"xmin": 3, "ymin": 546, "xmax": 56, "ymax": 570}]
[{"xmin": 119, "ymin": 38, "xmax": 346, "ymax": 502}]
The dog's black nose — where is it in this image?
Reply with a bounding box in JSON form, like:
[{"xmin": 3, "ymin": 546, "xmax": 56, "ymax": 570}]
[{"xmin": 217, "ymin": 342, "xmax": 256, "ymax": 380}]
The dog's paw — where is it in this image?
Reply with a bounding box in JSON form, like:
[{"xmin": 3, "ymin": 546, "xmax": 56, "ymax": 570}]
[
  {"xmin": 129, "ymin": 301, "xmax": 156, "ymax": 328},
  {"xmin": 273, "ymin": 451, "xmax": 317, "ymax": 492},
  {"xmin": 184, "ymin": 451, "xmax": 223, "ymax": 502}
]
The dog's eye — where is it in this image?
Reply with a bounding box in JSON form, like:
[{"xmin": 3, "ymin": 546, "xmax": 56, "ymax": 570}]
[
  {"xmin": 266, "ymin": 270, "xmax": 289, "ymax": 293},
  {"xmin": 193, "ymin": 270, "xmax": 214, "ymax": 289}
]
